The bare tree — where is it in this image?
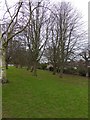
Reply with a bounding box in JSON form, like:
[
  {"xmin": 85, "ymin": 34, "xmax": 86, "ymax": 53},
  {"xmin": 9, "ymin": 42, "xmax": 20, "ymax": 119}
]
[
  {"xmin": 79, "ymin": 47, "xmax": 90, "ymax": 77},
  {"xmin": 24, "ymin": 1, "xmax": 50, "ymax": 76},
  {"xmin": 0, "ymin": 0, "xmax": 40, "ymax": 83},
  {"xmin": 45, "ymin": 2, "xmax": 86, "ymax": 77}
]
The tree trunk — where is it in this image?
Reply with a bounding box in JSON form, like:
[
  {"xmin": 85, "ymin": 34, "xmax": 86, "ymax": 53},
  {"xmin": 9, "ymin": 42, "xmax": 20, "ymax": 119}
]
[
  {"xmin": 0, "ymin": 53, "xmax": 2, "ymax": 83},
  {"xmin": 53, "ymin": 63, "xmax": 56, "ymax": 75},
  {"xmin": 20, "ymin": 64, "xmax": 23, "ymax": 68},
  {"xmin": 27, "ymin": 67, "xmax": 30, "ymax": 71},
  {"xmin": 60, "ymin": 45, "xmax": 64, "ymax": 78},
  {"xmin": 6, "ymin": 60, "xmax": 8, "ymax": 69},
  {"xmin": 33, "ymin": 62, "xmax": 37, "ymax": 76},
  {"xmin": 1, "ymin": 46, "xmax": 8, "ymax": 83},
  {"xmin": 85, "ymin": 60, "xmax": 89, "ymax": 77},
  {"xmin": 60, "ymin": 67, "xmax": 63, "ymax": 78},
  {"xmin": 27, "ymin": 64, "xmax": 31, "ymax": 71},
  {"xmin": 53, "ymin": 69, "xmax": 56, "ymax": 75},
  {"xmin": 30, "ymin": 66, "xmax": 33, "ymax": 72},
  {"xmin": 59, "ymin": 63, "xmax": 64, "ymax": 78}
]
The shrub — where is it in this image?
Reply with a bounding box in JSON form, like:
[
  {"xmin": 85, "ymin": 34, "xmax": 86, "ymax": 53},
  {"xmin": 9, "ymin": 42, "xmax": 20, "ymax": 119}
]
[
  {"xmin": 63, "ymin": 67, "xmax": 77, "ymax": 75},
  {"xmin": 78, "ymin": 68, "xmax": 86, "ymax": 76},
  {"xmin": 38, "ymin": 63, "xmax": 47, "ymax": 70},
  {"xmin": 49, "ymin": 66, "xmax": 53, "ymax": 71},
  {"xmin": 88, "ymin": 67, "xmax": 90, "ymax": 77}
]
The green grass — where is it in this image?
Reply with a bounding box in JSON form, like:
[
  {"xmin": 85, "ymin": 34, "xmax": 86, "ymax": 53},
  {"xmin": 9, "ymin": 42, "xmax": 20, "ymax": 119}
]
[
  {"xmin": 2, "ymin": 67, "xmax": 88, "ymax": 118},
  {"xmin": 0, "ymin": 83, "xmax": 2, "ymax": 119}
]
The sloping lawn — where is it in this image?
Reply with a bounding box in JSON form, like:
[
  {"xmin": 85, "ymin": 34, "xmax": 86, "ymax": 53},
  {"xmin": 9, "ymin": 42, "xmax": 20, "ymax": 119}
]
[{"xmin": 2, "ymin": 67, "xmax": 88, "ymax": 118}]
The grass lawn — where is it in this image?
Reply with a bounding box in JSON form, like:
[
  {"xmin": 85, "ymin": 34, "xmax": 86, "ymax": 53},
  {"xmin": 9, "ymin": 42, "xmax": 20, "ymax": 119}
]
[
  {"xmin": 2, "ymin": 67, "xmax": 88, "ymax": 118},
  {"xmin": 0, "ymin": 83, "xmax": 2, "ymax": 119}
]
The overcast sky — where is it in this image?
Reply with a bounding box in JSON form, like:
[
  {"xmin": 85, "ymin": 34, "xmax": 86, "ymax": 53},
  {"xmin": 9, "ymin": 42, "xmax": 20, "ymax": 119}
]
[
  {"xmin": 0, "ymin": 0, "xmax": 89, "ymax": 26},
  {"xmin": 53, "ymin": 0, "xmax": 89, "ymax": 22}
]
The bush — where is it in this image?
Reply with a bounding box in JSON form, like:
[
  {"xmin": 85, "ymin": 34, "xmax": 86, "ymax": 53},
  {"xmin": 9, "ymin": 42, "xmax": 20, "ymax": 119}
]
[
  {"xmin": 49, "ymin": 66, "xmax": 54, "ymax": 71},
  {"xmin": 38, "ymin": 63, "xmax": 47, "ymax": 70},
  {"xmin": 63, "ymin": 67, "xmax": 77, "ymax": 75},
  {"xmin": 78, "ymin": 68, "xmax": 86, "ymax": 76},
  {"xmin": 88, "ymin": 67, "xmax": 90, "ymax": 77},
  {"xmin": 78, "ymin": 66, "xmax": 90, "ymax": 77}
]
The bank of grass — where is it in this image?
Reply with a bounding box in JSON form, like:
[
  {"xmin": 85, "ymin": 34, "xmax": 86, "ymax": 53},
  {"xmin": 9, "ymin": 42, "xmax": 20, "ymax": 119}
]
[
  {"xmin": 0, "ymin": 83, "xmax": 2, "ymax": 119},
  {"xmin": 2, "ymin": 67, "xmax": 88, "ymax": 118}
]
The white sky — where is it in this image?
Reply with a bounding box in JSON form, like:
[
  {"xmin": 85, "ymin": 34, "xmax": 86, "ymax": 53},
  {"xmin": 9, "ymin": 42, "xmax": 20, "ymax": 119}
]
[
  {"xmin": 0, "ymin": 0, "xmax": 89, "ymax": 26},
  {"xmin": 51, "ymin": 0, "xmax": 89, "ymax": 23}
]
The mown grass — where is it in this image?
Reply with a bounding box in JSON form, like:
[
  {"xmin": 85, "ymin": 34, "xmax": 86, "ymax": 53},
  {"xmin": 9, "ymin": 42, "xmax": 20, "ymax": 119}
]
[
  {"xmin": 2, "ymin": 67, "xmax": 88, "ymax": 118},
  {"xmin": 0, "ymin": 83, "xmax": 2, "ymax": 119}
]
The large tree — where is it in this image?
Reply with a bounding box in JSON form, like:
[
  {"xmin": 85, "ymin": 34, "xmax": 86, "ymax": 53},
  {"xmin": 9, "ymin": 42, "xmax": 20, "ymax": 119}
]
[{"xmin": 45, "ymin": 2, "xmax": 86, "ymax": 77}]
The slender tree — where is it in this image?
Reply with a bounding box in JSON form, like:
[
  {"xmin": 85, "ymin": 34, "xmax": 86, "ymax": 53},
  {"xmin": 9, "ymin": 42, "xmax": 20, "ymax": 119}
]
[
  {"xmin": 24, "ymin": 1, "xmax": 50, "ymax": 76},
  {"xmin": 0, "ymin": 0, "xmax": 40, "ymax": 83}
]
